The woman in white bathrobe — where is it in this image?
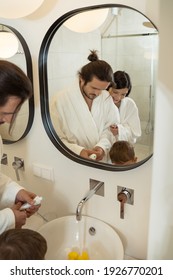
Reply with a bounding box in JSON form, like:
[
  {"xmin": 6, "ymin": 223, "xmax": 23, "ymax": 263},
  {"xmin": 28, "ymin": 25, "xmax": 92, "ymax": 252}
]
[
  {"xmin": 109, "ymin": 71, "xmax": 141, "ymax": 144},
  {"xmin": 50, "ymin": 50, "xmax": 120, "ymax": 163},
  {"xmin": 0, "ymin": 61, "xmax": 41, "ymax": 234}
]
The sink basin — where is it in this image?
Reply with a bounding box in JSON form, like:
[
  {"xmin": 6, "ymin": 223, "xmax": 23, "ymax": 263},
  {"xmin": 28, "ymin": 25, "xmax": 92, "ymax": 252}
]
[{"xmin": 38, "ymin": 215, "xmax": 124, "ymax": 260}]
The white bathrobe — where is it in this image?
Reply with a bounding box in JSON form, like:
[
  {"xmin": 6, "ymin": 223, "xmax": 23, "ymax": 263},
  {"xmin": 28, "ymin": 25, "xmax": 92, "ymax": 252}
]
[
  {"xmin": 117, "ymin": 97, "xmax": 141, "ymax": 144},
  {"xmin": 50, "ymin": 80, "xmax": 120, "ymax": 162},
  {"xmin": 0, "ymin": 136, "xmax": 23, "ymax": 233}
]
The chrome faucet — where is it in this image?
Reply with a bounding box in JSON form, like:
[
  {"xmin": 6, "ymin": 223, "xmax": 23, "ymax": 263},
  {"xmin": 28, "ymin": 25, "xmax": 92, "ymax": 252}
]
[
  {"xmin": 12, "ymin": 157, "xmax": 24, "ymax": 181},
  {"xmin": 76, "ymin": 181, "xmax": 104, "ymax": 221}
]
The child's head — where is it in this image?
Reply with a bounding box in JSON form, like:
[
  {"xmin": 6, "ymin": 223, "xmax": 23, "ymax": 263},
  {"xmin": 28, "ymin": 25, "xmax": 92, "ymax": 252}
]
[
  {"xmin": 110, "ymin": 140, "xmax": 137, "ymax": 165},
  {"xmin": 0, "ymin": 228, "xmax": 47, "ymax": 260}
]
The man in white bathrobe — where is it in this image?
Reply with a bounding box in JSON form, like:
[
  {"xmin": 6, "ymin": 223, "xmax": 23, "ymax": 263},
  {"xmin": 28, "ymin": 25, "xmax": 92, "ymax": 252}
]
[
  {"xmin": 50, "ymin": 50, "xmax": 120, "ymax": 162},
  {"xmin": 0, "ymin": 61, "xmax": 41, "ymax": 234}
]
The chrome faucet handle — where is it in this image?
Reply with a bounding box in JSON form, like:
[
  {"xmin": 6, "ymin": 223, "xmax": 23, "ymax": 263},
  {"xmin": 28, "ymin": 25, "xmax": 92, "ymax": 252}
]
[
  {"xmin": 12, "ymin": 157, "xmax": 24, "ymax": 181},
  {"xmin": 118, "ymin": 192, "xmax": 127, "ymax": 219},
  {"xmin": 117, "ymin": 189, "xmax": 131, "ymax": 219}
]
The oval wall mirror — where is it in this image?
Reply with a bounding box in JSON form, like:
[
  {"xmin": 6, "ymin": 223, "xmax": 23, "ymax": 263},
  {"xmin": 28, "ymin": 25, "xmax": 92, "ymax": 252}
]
[
  {"xmin": 39, "ymin": 4, "xmax": 158, "ymax": 171},
  {"xmin": 0, "ymin": 24, "xmax": 34, "ymax": 144}
]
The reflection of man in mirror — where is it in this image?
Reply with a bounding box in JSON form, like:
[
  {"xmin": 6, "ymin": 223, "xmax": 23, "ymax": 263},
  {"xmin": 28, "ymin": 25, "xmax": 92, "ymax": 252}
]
[
  {"xmin": 108, "ymin": 71, "xmax": 141, "ymax": 144},
  {"xmin": 50, "ymin": 50, "xmax": 120, "ymax": 162},
  {"xmin": 0, "ymin": 60, "xmax": 41, "ymax": 234}
]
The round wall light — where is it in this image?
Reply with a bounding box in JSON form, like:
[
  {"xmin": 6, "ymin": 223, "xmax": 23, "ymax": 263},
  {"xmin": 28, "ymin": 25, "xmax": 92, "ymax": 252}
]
[
  {"xmin": 0, "ymin": 32, "xmax": 19, "ymax": 58},
  {"xmin": 64, "ymin": 9, "xmax": 109, "ymax": 33},
  {"xmin": 0, "ymin": 0, "xmax": 44, "ymax": 19}
]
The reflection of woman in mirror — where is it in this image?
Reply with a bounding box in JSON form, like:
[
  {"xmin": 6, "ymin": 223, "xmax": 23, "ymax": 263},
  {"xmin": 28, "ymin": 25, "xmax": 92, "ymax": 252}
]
[
  {"xmin": 109, "ymin": 140, "xmax": 137, "ymax": 165},
  {"xmin": 50, "ymin": 50, "xmax": 120, "ymax": 162},
  {"xmin": 108, "ymin": 71, "xmax": 141, "ymax": 144},
  {"xmin": 0, "ymin": 60, "xmax": 41, "ymax": 234}
]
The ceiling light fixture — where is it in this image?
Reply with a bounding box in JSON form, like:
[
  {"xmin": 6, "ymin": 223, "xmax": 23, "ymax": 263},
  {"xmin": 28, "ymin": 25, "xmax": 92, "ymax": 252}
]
[
  {"xmin": 64, "ymin": 9, "xmax": 109, "ymax": 33},
  {"xmin": 0, "ymin": 0, "xmax": 44, "ymax": 19},
  {"xmin": 0, "ymin": 31, "xmax": 19, "ymax": 58}
]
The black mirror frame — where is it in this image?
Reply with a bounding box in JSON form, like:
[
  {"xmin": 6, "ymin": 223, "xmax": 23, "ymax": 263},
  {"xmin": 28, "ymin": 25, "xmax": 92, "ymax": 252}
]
[
  {"xmin": 1, "ymin": 24, "xmax": 34, "ymax": 144},
  {"xmin": 39, "ymin": 4, "xmax": 156, "ymax": 171}
]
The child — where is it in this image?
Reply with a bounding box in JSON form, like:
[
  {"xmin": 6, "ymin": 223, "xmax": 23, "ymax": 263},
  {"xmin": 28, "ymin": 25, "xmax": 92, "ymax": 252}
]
[
  {"xmin": 110, "ymin": 140, "xmax": 137, "ymax": 165},
  {"xmin": 0, "ymin": 228, "xmax": 47, "ymax": 260}
]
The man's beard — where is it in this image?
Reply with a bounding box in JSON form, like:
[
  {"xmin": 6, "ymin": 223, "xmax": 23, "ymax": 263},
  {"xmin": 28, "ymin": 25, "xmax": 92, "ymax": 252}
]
[{"xmin": 81, "ymin": 87, "xmax": 96, "ymax": 100}]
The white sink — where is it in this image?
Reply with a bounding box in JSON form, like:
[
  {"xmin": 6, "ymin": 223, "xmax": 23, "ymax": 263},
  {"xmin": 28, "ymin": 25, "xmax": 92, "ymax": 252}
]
[{"xmin": 38, "ymin": 215, "xmax": 124, "ymax": 260}]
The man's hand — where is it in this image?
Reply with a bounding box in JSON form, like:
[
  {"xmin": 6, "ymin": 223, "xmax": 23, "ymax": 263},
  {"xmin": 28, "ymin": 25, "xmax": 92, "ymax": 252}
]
[
  {"xmin": 93, "ymin": 146, "xmax": 105, "ymax": 161},
  {"xmin": 15, "ymin": 189, "xmax": 41, "ymax": 217},
  {"xmin": 80, "ymin": 149, "xmax": 96, "ymax": 159},
  {"xmin": 11, "ymin": 202, "xmax": 27, "ymax": 228}
]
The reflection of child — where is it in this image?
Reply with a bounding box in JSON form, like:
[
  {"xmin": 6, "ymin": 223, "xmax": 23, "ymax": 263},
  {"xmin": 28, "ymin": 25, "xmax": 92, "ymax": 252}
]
[
  {"xmin": 0, "ymin": 228, "xmax": 47, "ymax": 260},
  {"xmin": 110, "ymin": 140, "xmax": 137, "ymax": 165}
]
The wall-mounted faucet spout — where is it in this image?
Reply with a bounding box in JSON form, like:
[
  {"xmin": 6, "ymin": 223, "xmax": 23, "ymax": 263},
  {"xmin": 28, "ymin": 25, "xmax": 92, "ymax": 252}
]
[{"xmin": 76, "ymin": 181, "xmax": 104, "ymax": 221}]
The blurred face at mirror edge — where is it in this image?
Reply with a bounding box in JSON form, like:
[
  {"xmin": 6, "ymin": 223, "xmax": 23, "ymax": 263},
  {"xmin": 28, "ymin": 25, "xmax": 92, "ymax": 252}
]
[
  {"xmin": 0, "ymin": 97, "xmax": 21, "ymax": 125},
  {"xmin": 109, "ymin": 87, "xmax": 128, "ymax": 107},
  {"xmin": 0, "ymin": 60, "xmax": 32, "ymax": 129},
  {"xmin": 80, "ymin": 76, "xmax": 110, "ymax": 101}
]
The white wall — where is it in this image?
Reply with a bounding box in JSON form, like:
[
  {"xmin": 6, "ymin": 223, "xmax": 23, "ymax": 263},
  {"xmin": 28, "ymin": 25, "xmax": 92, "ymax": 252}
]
[
  {"xmin": 147, "ymin": 0, "xmax": 173, "ymax": 259},
  {"xmin": 0, "ymin": 0, "xmax": 159, "ymax": 259}
]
